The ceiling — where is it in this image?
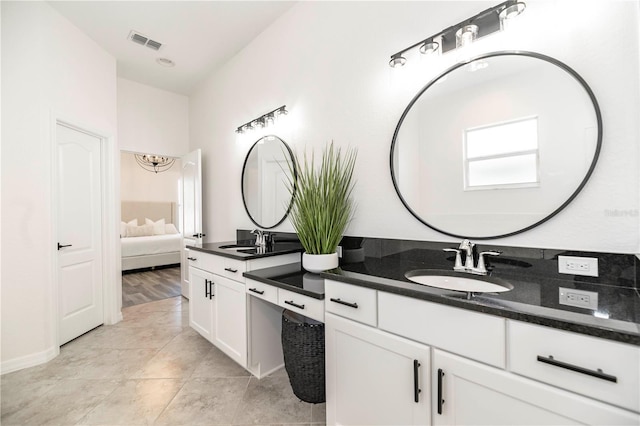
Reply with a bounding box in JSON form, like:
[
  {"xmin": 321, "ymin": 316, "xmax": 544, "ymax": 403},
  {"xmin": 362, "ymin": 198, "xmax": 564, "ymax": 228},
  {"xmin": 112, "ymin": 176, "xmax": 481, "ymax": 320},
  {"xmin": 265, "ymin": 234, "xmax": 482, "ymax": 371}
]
[{"xmin": 49, "ymin": 1, "xmax": 296, "ymax": 95}]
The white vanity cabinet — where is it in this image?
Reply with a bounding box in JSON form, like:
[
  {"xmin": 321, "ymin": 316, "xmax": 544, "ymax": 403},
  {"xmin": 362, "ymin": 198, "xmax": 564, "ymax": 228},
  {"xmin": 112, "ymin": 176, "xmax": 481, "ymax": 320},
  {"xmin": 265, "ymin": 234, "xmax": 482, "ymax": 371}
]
[
  {"xmin": 324, "ymin": 279, "xmax": 640, "ymax": 426},
  {"xmin": 189, "ymin": 266, "xmax": 215, "ymax": 342},
  {"xmin": 188, "ymin": 248, "xmax": 299, "ymax": 369},
  {"xmin": 433, "ymin": 349, "xmax": 638, "ymax": 426},
  {"xmin": 325, "ymin": 313, "xmax": 431, "ymax": 426}
]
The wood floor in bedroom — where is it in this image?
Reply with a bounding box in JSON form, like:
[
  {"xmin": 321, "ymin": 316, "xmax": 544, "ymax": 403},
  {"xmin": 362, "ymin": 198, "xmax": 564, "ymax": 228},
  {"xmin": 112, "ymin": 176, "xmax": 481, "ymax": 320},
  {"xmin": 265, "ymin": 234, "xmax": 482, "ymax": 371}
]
[{"xmin": 122, "ymin": 266, "xmax": 182, "ymax": 308}]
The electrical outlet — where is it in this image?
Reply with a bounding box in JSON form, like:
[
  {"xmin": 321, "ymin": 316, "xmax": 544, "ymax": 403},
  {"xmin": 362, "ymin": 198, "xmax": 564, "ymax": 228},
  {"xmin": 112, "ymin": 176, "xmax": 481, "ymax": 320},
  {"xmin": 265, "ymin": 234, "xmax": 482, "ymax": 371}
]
[
  {"xmin": 558, "ymin": 255, "xmax": 598, "ymax": 277},
  {"xmin": 559, "ymin": 287, "xmax": 598, "ymax": 310}
]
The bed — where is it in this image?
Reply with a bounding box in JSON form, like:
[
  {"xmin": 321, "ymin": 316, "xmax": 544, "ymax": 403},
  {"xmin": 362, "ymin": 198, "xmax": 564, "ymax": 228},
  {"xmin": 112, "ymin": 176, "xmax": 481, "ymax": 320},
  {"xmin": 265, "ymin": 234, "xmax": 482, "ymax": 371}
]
[{"xmin": 121, "ymin": 201, "xmax": 182, "ymax": 271}]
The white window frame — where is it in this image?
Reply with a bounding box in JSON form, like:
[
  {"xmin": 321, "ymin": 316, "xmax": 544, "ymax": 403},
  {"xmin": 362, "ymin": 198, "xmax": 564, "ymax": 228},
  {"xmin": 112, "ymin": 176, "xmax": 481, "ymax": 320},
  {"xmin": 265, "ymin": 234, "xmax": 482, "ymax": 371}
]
[{"xmin": 463, "ymin": 116, "xmax": 540, "ymax": 191}]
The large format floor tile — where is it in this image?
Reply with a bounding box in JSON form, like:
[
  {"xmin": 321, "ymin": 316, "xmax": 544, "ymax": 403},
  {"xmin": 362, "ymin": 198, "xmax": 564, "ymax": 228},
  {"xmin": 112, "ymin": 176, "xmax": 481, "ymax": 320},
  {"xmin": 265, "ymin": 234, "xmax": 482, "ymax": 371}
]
[{"xmin": 0, "ymin": 296, "xmax": 326, "ymax": 425}]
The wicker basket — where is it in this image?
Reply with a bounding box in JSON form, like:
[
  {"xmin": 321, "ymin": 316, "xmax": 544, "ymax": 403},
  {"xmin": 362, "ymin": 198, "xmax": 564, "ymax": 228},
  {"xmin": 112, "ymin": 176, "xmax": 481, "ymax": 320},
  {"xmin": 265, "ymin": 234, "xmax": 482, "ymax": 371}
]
[{"xmin": 281, "ymin": 309, "xmax": 326, "ymax": 403}]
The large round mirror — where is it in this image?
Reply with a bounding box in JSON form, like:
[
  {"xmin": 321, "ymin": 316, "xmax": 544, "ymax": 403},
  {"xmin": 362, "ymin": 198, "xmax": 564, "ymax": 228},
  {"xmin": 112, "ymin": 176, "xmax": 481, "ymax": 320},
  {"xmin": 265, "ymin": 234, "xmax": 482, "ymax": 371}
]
[
  {"xmin": 391, "ymin": 51, "xmax": 602, "ymax": 239},
  {"xmin": 242, "ymin": 135, "xmax": 295, "ymax": 229}
]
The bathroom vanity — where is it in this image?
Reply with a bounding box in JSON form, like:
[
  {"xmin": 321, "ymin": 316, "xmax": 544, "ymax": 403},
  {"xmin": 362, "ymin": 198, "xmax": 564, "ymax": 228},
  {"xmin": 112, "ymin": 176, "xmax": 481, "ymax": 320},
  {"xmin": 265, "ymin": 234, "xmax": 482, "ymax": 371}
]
[
  {"xmin": 188, "ymin": 237, "xmax": 639, "ymax": 425},
  {"xmin": 319, "ymin": 251, "xmax": 639, "ymax": 426},
  {"xmin": 241, "ymin": 243, "xmax": 639, "ymax": 426},
  {"xmin": 186, "ymin": 241, "xmax": 301, "ymax": 369}
]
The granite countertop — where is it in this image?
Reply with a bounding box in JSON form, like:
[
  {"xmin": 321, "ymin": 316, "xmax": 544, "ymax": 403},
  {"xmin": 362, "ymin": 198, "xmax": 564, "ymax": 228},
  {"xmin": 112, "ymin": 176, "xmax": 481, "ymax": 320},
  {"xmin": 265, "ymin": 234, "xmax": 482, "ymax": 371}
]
[
  {"xmin": 243, "ymin": 262, "xmax": 325, "ymax": 299},
  {"xmin": 244, "ymin": 247, "xmax": 639, "ymax": 345},
  {"xmin": 321, "ymin": 252, "xmax": 640, "ymax": 346},
  {"xmin": 187, "ymin": 240, "xmax": 303, "ymax": 260}
]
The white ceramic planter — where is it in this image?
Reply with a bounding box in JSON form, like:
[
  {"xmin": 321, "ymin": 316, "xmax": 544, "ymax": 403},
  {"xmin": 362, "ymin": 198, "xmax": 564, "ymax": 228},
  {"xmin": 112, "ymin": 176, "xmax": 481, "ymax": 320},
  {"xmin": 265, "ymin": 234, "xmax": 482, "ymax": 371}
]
[{"xmin": 302, "ymin": 252, "xmax": 339, "ymax": 274}]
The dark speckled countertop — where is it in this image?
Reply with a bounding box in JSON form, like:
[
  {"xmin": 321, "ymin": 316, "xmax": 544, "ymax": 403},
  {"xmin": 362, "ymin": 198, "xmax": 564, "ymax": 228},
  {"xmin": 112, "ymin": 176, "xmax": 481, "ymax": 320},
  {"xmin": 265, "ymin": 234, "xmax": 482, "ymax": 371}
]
[
  {"xmin": 187, "ymin": 240, "xmax": 303, "ymax": 260},
  {"xmin": 245, "ymin": 247, "xmax": 639, "ymax": 345}
]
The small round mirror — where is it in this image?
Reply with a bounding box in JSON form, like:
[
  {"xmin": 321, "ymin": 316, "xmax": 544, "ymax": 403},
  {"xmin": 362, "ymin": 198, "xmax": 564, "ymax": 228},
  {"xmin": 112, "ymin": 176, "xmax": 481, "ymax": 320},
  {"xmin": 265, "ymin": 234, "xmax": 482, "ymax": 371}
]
[{"xmin": 242, "ymin": 135, "xmax": 295, "ymax": 229}]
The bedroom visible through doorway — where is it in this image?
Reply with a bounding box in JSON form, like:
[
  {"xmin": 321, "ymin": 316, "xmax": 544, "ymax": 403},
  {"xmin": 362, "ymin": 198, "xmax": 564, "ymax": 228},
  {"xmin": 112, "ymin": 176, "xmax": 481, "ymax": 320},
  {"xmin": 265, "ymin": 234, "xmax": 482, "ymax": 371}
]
[{"xmin": 120, "ymin": 151, "xmax": 183, "ymax": 307}]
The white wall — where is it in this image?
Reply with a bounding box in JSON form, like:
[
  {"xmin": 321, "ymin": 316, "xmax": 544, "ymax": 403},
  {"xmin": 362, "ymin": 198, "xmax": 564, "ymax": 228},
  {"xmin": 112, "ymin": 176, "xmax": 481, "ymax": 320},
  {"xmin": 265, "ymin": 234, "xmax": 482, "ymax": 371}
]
[
  {"xmin": 120, "ymin": 152, "xmax": 181, "ymax": 203},
  {"xmin": 190, "ymin": 0, "xmax": 640, "ymax": 254},
  {"xmin": 118, "ymin": 78, "xmax": 189, "ymax": 157},
  {"xmin": 1, "ymin": 1, "xmax": 118, "ymax": 371}
]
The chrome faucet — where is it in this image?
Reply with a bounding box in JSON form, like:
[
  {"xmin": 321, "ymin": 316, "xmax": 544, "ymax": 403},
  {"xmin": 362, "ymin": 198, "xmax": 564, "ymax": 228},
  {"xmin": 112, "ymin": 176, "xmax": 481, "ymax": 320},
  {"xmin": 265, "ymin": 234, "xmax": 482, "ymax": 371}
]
[
  {"xmin": 251, "ymin": 229, "xmax": 265, "ymax": 247},
  {"xmin": 443, "ymin": 239, "xmax": 501, "ymax": 275},
  {"xmin": 251, "ymin": 229, "xmax": 271, "ymax": 247}
]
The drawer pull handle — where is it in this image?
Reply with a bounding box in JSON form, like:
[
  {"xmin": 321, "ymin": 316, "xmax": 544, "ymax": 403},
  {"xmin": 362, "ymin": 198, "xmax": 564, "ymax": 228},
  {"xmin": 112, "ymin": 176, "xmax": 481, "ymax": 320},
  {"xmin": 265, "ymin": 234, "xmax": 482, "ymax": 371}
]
[
  {"xmin": 536, "ymin": 355, "xmax": 617, "ymax": 383},
  {"xmin": 330, "ymin": 298, "xmax": 358, "ymax": 309},
  {"xmin": 224, "ymin": 267, "xmax": 238, "ymax": 273},
  {"xmin": 437, "ymin": 368, "xmax": 445, "ymax": 414},
  {"xmin": 187, "ymin": 257, "xmax": 197, "ymax": 261},
  {"xmin": 284, "ymin": 300, "xmax": 305, "ymax": 310},
  {"xmin": 413, "ymin": 360, "xmax": 421, "ymax": 403},
  {"xmin": 249, "ymin": 288, "xmax": 265, "ymax": 295}
]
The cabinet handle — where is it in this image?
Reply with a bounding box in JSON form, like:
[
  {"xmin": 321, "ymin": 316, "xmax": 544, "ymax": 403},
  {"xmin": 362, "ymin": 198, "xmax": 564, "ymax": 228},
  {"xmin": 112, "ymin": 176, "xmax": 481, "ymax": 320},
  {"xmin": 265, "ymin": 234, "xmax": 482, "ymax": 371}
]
[
  {"xmin": 209, "ymin": 280, "xmax": 214, "ymax": 299},
  {"xmin": 284, "ymin": 300, "xmax": 305, "ymax": 310},
  {"xmin": 224, "ymin": 267, "xmax": 238, "ymax": 273},
  {"xmin": 329, "ymin": 298, "xmax": 358, "ymax": 309},
  {"xmin": 536, "ymin": 355, "xmax": 617, "ymax": 383},
  {"xmin": 187, "ymin": 257, "xmax": 197, "ymax": 261},
  {"xmin": 205, "ymin": 279, "xmax": 210, "ymax": 299},
  {"xmin": 57, "ymin": 243, "xmax": 72, "ymax": 250},
  {"xmin": 437, "ymin": 368, "xmax": 445, "ymax": 414},
  {"xmin": 249, "ymin": 288, "xmax": 265, "ymax": 295},
  {"xmin": 413, "ymin": 360, "xmax": 421, "ymax": 403},
  {"xmin": 192, "ymin": 233, "xmax": 206, "ymax": 238}
]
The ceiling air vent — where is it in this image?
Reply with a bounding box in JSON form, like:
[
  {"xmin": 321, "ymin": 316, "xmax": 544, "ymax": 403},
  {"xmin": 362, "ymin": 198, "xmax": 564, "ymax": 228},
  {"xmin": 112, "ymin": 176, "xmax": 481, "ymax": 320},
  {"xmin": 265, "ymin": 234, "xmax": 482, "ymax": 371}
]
[{"xmin": 128, "ymin": 30, "xmax": 162, "ymax": 51}]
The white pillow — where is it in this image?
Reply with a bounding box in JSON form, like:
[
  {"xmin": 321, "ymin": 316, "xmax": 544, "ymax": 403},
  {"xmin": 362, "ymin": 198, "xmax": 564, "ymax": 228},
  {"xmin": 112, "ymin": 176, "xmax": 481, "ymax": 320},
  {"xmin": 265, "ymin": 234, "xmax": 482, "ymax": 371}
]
[
  {"xmin": 120, "ymin": 219, "xmax": 137, "ymax": 237},
  {"xmin": 164, "ymin": 223, "xmax": 179, "ymax": 234},
  {"xmin": 145, "ymin": 218, "xmax": 166, "ymax": 235},
  {"xmin": 125, "ymin": 224, "xmax": 154, "ymax": 237}
]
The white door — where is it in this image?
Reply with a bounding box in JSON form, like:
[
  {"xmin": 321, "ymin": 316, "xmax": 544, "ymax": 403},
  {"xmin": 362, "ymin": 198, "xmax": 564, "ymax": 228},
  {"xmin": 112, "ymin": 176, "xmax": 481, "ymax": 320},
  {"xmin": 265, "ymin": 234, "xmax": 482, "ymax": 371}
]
[
  {"xmin": 325, "ymin": 313, "xmax": 431, "ymax": 426},
  {"xmin": 180, "ymin": 149, "xmax": 203, "ymax": 298},
  {"xmin": 57, "ymin": 124, "xmax": 104, "ymax": 345}
]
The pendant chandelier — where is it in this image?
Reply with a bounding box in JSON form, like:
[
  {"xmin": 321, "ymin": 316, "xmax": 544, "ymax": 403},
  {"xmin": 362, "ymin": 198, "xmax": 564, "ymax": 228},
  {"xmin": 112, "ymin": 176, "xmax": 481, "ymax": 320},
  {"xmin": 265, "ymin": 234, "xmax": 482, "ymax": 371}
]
[{"xmin": 134, "ymin": 153, "xmax": 176, "ymax": 173}]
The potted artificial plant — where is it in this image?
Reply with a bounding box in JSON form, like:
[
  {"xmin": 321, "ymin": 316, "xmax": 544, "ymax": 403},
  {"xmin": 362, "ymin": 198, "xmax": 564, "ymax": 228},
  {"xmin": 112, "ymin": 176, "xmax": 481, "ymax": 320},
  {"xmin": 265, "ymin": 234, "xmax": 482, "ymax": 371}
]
[{"xmin": 285, "ymin": 141, "xmax": 357, "ymax": 273}]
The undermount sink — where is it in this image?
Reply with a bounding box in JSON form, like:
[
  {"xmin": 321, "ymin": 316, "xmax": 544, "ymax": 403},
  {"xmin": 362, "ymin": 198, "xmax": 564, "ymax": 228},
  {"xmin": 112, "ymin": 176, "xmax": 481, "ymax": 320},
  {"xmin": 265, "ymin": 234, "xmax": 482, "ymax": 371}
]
[{"xmin": 405, "ymin": 269, "xmax": 513, "ymax": 294}]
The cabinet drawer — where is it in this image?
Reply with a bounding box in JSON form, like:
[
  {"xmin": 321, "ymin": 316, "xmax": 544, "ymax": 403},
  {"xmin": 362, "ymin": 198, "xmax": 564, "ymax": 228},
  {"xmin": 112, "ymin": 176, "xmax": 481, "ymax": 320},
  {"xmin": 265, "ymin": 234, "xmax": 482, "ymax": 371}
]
[
  {"xmin": 245, "ymin": 279, "xmax": 278, "ymax": 305},
  {"xmin": 325, "ymin": 280, "xmax": 377, "ymax": 326},
  {"xmin": 218, "ymin": 257, "xmax": 247, "ymax": 282},
  {"xmin": 187, "ymin": 250, "xmax": 219, "ymax": 273},
  {"xmin": 378, "ymin": 292, "xmax": 506, "ymax": 368},
  {"xmin": 278, "ymin": 288, "xmax": 324, "ymax": 323},
  {"xmin": 508, "ymin": 320, "xmax": 640, "ymax": 412}
]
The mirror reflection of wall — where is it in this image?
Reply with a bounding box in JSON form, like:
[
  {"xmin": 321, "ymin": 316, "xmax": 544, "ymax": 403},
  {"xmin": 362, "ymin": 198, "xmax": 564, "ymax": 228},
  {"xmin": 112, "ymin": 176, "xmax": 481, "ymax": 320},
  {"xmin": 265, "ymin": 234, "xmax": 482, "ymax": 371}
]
[
  {"xmin": 242, "ymin": 135, "xmax": 295, "ymax": 229},
  {"xmin": 392, "ymin": 52, "xmax": 600, "ymax": 238},
  {"xmin": 120, "ymin": 151, "xmax": 182, "ymax": 221}
]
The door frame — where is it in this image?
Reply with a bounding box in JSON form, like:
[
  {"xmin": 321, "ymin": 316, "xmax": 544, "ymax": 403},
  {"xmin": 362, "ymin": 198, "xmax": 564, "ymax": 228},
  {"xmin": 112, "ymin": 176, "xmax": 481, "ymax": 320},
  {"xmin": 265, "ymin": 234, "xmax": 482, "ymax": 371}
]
[{"xmin": 51, "ymin": 114, "xmax": 121, "ymax": 351}]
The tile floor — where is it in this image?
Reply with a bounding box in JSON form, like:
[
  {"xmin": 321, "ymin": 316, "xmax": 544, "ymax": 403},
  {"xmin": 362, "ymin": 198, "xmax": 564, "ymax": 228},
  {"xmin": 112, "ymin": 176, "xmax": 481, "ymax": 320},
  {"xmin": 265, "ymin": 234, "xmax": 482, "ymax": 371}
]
[{"xmin": 1, "ymin": 296, "xmax": 326, "ymax": 425}]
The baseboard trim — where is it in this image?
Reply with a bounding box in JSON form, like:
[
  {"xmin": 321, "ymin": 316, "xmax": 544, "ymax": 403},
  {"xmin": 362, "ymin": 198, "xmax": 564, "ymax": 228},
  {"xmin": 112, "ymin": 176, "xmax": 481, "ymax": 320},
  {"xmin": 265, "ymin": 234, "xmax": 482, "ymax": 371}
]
[{"xmin": 1, "ymin": 346, "xmax": 59, "ymax": 375}]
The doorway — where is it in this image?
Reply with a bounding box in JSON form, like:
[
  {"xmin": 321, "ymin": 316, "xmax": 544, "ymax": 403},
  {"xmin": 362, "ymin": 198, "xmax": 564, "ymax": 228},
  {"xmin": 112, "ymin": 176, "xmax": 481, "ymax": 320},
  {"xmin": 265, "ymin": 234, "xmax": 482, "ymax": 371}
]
[{"xmin": 119, "ymin": 151, "xmax": 182, "ymax": 307}]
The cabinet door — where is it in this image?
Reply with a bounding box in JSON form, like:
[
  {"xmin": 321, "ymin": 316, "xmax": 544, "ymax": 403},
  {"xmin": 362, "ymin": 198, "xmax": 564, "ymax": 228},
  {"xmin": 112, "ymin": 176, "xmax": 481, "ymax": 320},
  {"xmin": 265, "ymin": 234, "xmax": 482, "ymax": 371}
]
[
  {"xmin": 189, "ymin": 267, "xmax": 215, "ymax": 342},
  {"xmin": 433, "ymin": 349, "xmax": 639, "ymax": 426},
  {"xmin": 213, "ymin": 275, "xmax": 247, "ymax": 368},
  {"xmin": 326, "ymin": 313, "xmax": 430, "ymax": 426}
]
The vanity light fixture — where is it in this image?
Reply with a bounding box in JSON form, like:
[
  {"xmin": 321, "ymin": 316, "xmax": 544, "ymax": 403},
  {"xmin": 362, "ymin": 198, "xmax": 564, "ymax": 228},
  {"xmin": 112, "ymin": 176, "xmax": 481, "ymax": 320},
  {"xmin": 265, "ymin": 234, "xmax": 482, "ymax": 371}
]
[
  {"xmin": 388, "ymin": 0, "xmax": 525, "ymax": 67},
  {"xmin": 236, "ymin": 105, "xmax": 288, "ymax": 134},
  {"xmin": 134, "ymin": 154, "xmax": 176, "ymax": 173}
]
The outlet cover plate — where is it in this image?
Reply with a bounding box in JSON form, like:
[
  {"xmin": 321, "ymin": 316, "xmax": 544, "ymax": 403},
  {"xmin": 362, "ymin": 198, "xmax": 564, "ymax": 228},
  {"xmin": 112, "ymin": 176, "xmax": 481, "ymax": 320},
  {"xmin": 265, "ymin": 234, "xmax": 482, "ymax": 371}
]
[
  {"xmin": 559, "ymin": 287, "xmax": 598, "ymax": 310},
  {"xmin": 558, "ymin": 255, "xmax": 598, "ymax": 277}
]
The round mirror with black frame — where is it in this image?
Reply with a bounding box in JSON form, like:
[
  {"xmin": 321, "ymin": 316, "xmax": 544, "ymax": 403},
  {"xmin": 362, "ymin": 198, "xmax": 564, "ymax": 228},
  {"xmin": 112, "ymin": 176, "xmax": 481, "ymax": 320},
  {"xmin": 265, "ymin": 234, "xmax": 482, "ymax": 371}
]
[
  {"xmin": 390, "ymin": 51, "xmax": 602, "ymax": 239},
  {"xmin": 242, "ymin": 135, "xmax": 296, "ymax": 229}
]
